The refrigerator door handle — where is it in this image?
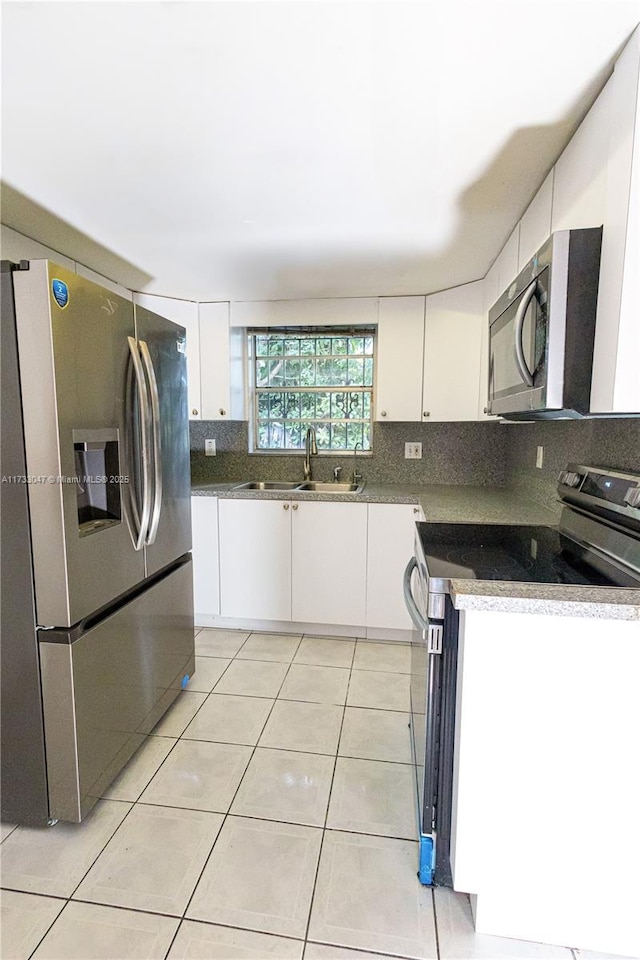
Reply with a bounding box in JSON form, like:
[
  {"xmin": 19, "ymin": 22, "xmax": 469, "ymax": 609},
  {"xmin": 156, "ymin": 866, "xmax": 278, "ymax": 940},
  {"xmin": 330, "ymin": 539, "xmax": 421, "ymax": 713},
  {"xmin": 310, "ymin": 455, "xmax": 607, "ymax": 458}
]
[
  {"xmin": 139, "ymin": 340, "xmax": 163, "ymax": 546},
  {"xmin": 126, "ymin": 336, "xmax": 152, "ymax": 550}
]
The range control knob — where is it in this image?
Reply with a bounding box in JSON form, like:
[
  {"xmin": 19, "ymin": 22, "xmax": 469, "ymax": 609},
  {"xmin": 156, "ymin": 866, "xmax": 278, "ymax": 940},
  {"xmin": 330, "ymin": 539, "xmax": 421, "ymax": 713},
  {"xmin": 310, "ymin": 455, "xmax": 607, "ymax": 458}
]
[
  {"xmin": 559, "ymin": 471, "xmax": 582, "ymax": 488},
  {"xmin": 623, "ymin": 486, "xmax": 640, "ymax": 508}
]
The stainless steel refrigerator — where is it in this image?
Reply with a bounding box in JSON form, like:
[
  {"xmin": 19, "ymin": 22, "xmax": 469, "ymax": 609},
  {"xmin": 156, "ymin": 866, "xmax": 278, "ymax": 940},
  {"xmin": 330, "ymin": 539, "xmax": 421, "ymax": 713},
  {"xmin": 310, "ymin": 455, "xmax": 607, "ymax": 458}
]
[{"xmin": 1, "ymin": 259, "xmax": 194, "ymax": 826}]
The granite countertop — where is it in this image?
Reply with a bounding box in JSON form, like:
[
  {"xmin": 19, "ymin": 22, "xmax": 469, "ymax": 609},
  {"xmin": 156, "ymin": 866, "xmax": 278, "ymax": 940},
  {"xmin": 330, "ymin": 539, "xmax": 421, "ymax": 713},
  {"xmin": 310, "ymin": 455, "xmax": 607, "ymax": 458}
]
[
  {"xmin": 191, "ymin": 480, "xmax": 640, "ymax": 619},
  {"xmin": 191, "ymin": 481, "xmax": 559, "ymax": 524}
]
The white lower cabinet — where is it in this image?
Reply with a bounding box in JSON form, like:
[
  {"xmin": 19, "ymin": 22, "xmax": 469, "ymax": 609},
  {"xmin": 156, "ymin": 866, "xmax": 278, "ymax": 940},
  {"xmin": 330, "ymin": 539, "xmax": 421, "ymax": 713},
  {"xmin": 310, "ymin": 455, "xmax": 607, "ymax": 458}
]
[
  {"xmin": 291, "ymin": 501, "xmax": 367, "ymax": 626},
  {"xmin": 366, "ymin": 503, "xmax": 422, "ymax": 631},
  {"xmin": 218, "ymin": 499, "xmax": 291, "ymax": 621},
  {"xmin": 191, "ymin": 496, "xmax": 220, "ymax": 619},
  {"xmin": 217, "ymin": 498, "xmax": 368, "ymax": 629}
]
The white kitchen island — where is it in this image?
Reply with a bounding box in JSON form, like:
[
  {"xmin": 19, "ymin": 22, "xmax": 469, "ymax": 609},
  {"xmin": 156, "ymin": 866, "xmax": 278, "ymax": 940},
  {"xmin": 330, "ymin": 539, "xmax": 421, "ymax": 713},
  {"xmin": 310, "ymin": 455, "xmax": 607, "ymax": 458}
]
[{"xmin": 450, "ymin": 604, "xmax": 640, "ymax": 957}]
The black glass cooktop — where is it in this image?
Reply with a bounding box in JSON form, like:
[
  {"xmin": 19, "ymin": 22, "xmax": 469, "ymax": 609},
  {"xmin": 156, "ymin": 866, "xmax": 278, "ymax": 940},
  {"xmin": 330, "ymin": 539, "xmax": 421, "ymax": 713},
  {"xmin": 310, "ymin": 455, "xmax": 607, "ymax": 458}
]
[{"xmin": 416, "ymin": 522, "xmax": 638, "ymax": 588}]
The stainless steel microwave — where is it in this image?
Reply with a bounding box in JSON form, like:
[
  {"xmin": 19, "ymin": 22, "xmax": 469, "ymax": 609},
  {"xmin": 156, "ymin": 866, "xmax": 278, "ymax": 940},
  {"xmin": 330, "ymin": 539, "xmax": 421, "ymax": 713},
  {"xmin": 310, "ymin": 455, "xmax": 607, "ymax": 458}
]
[{"xmin": 487, "ymin": 227, "xmax": 602, "ymax": 419}]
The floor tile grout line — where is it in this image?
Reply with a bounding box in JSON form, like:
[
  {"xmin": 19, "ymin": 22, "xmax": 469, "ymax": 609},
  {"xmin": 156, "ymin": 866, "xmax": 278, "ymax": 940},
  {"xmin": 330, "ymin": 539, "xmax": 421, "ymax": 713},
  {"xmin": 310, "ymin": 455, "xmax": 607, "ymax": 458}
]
[
  {"xmin": 304, "ymin": 936, "xmax": 429, "ymax": 960},
  {"xmin": 301, "ymin": 656, "xmax": 352, "ymax": 944},
  {"xmin": 431, "ymin": 885, "xmax": 441, "ymax": 960},
  {"xmin": 25, "ymin": 897, "xmax": 72, "ymax": 960},
  {"xmin": 63, "ymin": 798, "xmax": 140, "ymax": 904},
  {"xmin": 178, "ymin": 640, "xmax": 302, "ymax": 923}
]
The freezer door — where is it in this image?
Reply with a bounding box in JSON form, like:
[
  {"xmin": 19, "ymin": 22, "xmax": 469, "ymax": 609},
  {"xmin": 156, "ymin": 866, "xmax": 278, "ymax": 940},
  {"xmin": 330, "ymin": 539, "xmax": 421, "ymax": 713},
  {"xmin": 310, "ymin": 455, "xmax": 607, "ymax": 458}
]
[
  {"xmin": 13, "ymin": 261, "xmax": 146, "ymax": 627},
  {"xmin": 39, "ymin": 557, "xmax": 194, "ymax": 822},
  {"xmin": 134, "ymin": 304, "xmax": 191, "ymax": 576}
]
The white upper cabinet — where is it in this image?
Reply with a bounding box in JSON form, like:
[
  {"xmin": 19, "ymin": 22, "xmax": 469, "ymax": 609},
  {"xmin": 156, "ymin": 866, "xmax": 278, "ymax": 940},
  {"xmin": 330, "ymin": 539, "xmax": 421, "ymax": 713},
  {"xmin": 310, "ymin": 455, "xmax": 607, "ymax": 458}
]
[
  {"xmin": 518, "ymin": 171, "xmax": 554, "ymax": 271},
  {"xmin": 230, "ymin": 298, "xmax": 378, "ymax": 328},
  {"xmin": 375, "ymin": 296, "xmax": 425, "ymax": 422},
  {"xmin": 422, "ymin": 281, "xmax": 484, "ymax": 421},
  {"xmin": 477, "ymin": 257, "xmax": 502, "ymax": 419},
  {"xmin": 551, "ymin": 84, "xmax": 610, "ymax": 233},
  {"xmin": 199, "ymin": 302, "xmax": 244, "ymax": 420},
  {"xmin": 590, "ymin": 29, "xmax": 640, "ymax": 413},
  {"xmin": 496, "ymin": 226, "xmax": 520, "ymax": 292},
  {"xmin": 133, "ymin": 293, "xmax": 201, "ymax": 419}
]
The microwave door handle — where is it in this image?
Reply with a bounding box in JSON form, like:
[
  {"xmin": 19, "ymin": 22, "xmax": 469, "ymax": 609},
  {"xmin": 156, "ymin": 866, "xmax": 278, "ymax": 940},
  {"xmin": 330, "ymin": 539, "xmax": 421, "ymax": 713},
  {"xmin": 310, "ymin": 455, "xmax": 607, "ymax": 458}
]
[
  {"xmin": 127, "ymin": 337, "xmax": 152, "ymax": 550},
  {"xmin": 403, "ymin": 558, "xmax": 429, "ymax": 633},
  {"xmin": 139, "ymin": 340, "xmax": 163, "ymax": 546},
  {"xmin": 513, "ymin": 279, "xmax": 537, "ymax": 388}
]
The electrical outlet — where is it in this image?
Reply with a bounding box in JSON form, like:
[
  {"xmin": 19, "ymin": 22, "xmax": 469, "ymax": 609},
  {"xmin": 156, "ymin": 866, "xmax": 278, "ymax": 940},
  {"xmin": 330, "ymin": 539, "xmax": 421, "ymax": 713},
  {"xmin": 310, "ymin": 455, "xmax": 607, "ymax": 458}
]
[
  {"xmin": 405, "ymin": 442, "xmax": 422, "ymax": 460},
  {"xmin": 205, "ymin": 439, "xmax": 217, "ymax": 456},
  {"xmin": 536, "ymin": 445, "xmax": 544, "ymax": 469}
]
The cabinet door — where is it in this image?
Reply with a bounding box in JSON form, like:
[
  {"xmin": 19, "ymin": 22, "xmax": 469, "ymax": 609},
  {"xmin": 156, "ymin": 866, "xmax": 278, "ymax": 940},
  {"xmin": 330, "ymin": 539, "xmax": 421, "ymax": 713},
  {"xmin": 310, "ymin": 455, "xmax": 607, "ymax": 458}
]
[
  {"xmin": 477, "ymin": 259, "xmax": 501, "ymax": 420},
  {"xmin": 291, "ymin": 501, "xmax": 367, "ymax": 626},
  {"xmin": 375, "ymin": 297, "xmax": 425, "ymax": 422},
  {"xmin": 517, "ymin": 171, "xmax": 553, "ymax": 271},
  {"xmin": 422, "ymin": 281, "xmax": 484, "ymax": 422},
  {"xmin": 199, "ymin": 302, "xmax": 245, "ymax": 420},
  {"xmin": 366, "ymin": 503, "xmax": 421, "ymax": 630},
  {"xmin": 133, "ymin": 293, "xmax": 201, "ymax": 420},
  {"xmin": 219, "ymin": 499, "xmax": 291, "ymax": 621},
  {"xmin": 191, "ymin": 496, "xmax": 220, "ymax": 619}
]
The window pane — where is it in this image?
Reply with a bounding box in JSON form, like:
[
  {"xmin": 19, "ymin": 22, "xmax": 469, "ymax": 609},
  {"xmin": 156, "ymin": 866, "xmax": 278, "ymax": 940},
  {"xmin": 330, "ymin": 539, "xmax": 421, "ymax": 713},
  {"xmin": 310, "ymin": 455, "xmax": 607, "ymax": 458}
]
[
  {"xmin": 269, "ymin": 421, "xmax": 285, "ymax": 448},
  {"xmin": 333, "ymin": 357, "xmax": 348, "ymax": 386},
  {"xmin": 269, "ymin": 358, "xmax": 285, "ymax": 386},
  {"xmin": 269, "ymin": 393, "xmax": 284, "ymax": 419},
  {"xmin": 299, "ymin": 359, "xmax": 315, "ymax": 386},
  {"xmin": 331, "ymin": 392, "xmax": 347, "ymax": 419},
  {"xmin": 301, "ymin": 393, "xmax": 316, "ymax": 419},
  {"xmin": 257, "ymin": 393, "xmax": 269, "ymax": 418},
  {"xmin": 347, "ymin": 358, "xmax": 364, "ymax": 385},
  {"xmin": 331, "ymin": 423, "xmax": 347, "ymax": 448},
  {"xmin": 284, "ymin": 393, "xmax": 300, "ymax": 419},
  {"xmin": 315, "ymin": 424, "xmax": 331, "ymax": 448},
  {"xmin": 284, "ymin": 359, "xmax": 300, "ymax": 384},
  {"xmin": 316, "ymin": 392, "xmax": 331, "ymax": 419},
  {"xmin": 316, "ymin": 359, "xmax": 333, "ymax": 384},
  {"xmin": 252, "ymin": 332, "xmax": 374, "ymax": 452},
  {"xmin": 284, "ymin": 422, "xmax": 302, "ymax": 448},
  {"xmin": 256, "ymin": 359, "xmax": 269, "ymax": 386}
]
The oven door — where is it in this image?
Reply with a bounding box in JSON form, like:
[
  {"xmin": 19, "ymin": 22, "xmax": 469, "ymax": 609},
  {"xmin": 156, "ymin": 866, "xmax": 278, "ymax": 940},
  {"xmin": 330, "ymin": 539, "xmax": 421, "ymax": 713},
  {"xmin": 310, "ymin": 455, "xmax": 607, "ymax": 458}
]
[
  {"xmin": 403, "ymin": 549, "xmax": 443, "ymax": 885},
  {"xmin": 488, "ymin": 265, "xmax": 550, "ymax": 416}
]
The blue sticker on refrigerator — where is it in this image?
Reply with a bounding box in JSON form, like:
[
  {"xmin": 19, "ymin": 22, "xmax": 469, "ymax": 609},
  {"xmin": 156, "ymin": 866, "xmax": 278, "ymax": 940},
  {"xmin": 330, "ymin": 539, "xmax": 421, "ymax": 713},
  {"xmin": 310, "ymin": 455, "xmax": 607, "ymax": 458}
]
[{"xmin": 51, "ymin": 278, "xmax": 69, "ymax": 309}]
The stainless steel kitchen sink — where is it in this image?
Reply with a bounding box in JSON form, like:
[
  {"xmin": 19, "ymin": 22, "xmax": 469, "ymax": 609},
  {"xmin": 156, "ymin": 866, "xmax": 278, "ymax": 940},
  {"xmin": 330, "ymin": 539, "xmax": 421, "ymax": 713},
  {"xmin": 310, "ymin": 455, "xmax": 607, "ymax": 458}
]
[
  {"xmin": 296, "ymin": 481, "xmax": 364, "ymax": 493},
  {"xmin": 231, "ymin": 480, "xmax": 365, "ymax": 494},
  {"xmin": 232, "ymin": 481, "xmax": 303, "ymax": 491}
]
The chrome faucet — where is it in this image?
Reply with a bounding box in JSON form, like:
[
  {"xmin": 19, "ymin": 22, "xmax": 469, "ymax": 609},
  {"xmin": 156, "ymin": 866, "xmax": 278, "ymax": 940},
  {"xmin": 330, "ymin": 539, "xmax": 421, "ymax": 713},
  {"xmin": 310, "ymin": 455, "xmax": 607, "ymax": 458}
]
[
  {"xmin": 352, "ymin": 441, "xmax": 363, "ymax": 485},
  {"xmin": 303, "ymin": 426, "xmax": 318, "ymax": 480}
]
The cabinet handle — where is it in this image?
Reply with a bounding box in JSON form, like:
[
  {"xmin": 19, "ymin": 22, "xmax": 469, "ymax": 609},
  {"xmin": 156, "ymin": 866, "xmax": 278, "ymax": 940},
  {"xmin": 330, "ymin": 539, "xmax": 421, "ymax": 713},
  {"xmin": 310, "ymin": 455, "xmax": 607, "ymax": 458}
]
[
  {"xmin": 283, "ymin": 503, "xmax": 289, "ymax": 510},
  {"xmin": 192, "ymin": 409, "xmax": 199, "ymax": 416},
  {"xmin": 292, "ymin": 503, "xmax": 298, "ymax": 511},
  {"xmin": 423, "ymin": 411, "xmax": 430, "ymax": 418},
  {"xmin": 413, "ymin": 507, "xmax": 419, "ymax": 514},
  {"xmin": 483, "ymin": 406, "xmax": 488, "ymax": 414},
  {"xmin": 219, "ymin": 408, "xmax": 226, "ymax": 416},
  {"xmin": 380, "ymin": 410, "xmax": 387, "ymax": 417}
]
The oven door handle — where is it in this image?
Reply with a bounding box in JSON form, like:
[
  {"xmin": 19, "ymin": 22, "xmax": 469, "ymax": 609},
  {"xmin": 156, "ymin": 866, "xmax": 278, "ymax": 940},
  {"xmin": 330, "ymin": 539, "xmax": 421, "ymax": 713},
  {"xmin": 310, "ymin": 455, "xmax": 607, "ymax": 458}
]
[
  {"xmin": 403, "ymin": 557, "xmax": 429, "ymax": 633},
  {"xmin": 514, "ymin": 279, "xmax": 537, "ymax": 388}
]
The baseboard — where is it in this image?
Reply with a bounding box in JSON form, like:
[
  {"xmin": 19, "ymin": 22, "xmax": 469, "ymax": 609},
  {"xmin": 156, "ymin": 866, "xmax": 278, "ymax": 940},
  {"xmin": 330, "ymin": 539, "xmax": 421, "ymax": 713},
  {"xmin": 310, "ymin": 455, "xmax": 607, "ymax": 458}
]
[{"xmin": 195, "ymin": 614, "xmax": 411, "ymax": 643}]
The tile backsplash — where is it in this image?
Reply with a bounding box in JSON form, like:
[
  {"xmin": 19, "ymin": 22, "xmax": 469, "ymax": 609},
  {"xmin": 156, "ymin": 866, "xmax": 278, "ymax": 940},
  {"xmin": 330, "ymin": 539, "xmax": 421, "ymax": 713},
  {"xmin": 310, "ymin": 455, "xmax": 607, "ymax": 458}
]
[
  {"xmin": 191, "ymin": 417, "xmax": 640, "ymax": 517},
  {"xmin": 503, "ymin": 418, "xmax": 640, "ymax": 517},
  {"xmin": 190, "ymin": 420, "xmax": 507, "ymax": 486}
]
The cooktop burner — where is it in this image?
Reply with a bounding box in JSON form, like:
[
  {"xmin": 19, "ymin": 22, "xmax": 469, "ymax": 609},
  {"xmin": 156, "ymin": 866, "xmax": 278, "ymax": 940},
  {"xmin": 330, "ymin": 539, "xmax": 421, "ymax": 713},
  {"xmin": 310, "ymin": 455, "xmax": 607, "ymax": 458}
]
[{"xmin": 416, "ymin": 522, "xmax": 638, "ymax": 588}]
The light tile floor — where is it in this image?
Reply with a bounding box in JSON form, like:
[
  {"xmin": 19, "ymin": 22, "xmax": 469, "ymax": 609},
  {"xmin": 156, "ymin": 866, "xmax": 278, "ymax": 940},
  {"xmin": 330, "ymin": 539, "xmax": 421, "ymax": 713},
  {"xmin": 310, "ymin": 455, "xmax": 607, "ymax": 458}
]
[{"xmin": 0, "ymin": 628, "xmax": 617, "ymax": 960}]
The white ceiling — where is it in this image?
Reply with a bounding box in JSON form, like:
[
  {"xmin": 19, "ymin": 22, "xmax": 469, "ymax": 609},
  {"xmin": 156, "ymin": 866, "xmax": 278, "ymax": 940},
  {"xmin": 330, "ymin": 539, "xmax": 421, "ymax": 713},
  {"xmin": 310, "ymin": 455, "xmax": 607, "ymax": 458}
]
[{"xmin": 2, "ymin": 1, "xmax": 640, "ymax": 302}]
